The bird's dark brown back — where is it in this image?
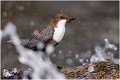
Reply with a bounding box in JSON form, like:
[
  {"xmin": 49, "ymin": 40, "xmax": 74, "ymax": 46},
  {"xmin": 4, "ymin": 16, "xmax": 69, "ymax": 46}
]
[{"xmin": 21, "ymin": 27, "xmax": 55, "ymax": 51}]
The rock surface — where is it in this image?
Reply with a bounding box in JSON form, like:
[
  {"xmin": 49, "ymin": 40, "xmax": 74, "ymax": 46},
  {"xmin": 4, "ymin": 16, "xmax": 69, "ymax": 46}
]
[
  {"xmin": 61, "ymin": 61, "xmax": 119, "ymax": 79},
  {"xmin": 1, "ymin": 61, "xmax": 119, "ymax": 79}
]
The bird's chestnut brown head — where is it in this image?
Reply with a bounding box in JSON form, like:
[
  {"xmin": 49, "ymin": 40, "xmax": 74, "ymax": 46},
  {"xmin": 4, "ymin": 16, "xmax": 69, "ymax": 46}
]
[
  {"xmin": 48, "ymin": 13, "xmax": 77, "ymax": 28},
  {"xmin": 54, "ymin": 13, "xmax": 69, "ymax": 20}
]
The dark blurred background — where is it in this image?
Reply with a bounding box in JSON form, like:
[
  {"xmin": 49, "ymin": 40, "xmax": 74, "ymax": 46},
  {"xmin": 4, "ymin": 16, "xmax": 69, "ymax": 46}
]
[{"xmin": 1, "ymin": 1, "xmax": 119, "ymax": 70}]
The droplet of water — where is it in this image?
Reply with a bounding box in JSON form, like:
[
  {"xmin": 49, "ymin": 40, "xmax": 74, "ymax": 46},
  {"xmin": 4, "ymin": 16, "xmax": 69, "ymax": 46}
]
[
  {"xmin": 4, "ymin": 22, "xmax": 16, "ymax": 35},
  {"xmin": 104, "ymin": 38, "xmax": 108, "ymax": 42},
  {"xmin": 79, "ymin": 58, "xmax": 84, "ymax": 63},
  {"xmin": 75, "ymin": 54, "xmax": 79, "ymax": 59},
  {"xmin": 66, "ymin": 58, "xmax": 73, "ymax": 65},
  {"xmin": 19, "ymin": 57, "xmax": 26, "ymax": 64},
  {"xmin": 85, "ymin": 59, "xmax": 89, "ymax": 63},
  {"xmin": 37, "ymin": 42, "xmax": 44, "ymax": 50},
  {"xmin": 46, "ymin": 44, "xmax": 54, "ymax": 55},
  {"xmin": 90, "ymin": 55, "xmax": 98, "ymax": 62},
  {"xmin": 105, "ymin": 38, "xmax": 117, "ymax": 50},
  {"xmin": 60, "ymin": 11, "xmax": 63, "ymax": 12},
  {"xmin": 59, "ymin": 50, "xmax": 62, "ymax": 54}
]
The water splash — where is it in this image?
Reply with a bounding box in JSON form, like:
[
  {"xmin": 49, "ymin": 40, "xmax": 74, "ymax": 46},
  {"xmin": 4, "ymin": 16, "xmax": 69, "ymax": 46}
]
[
  {"xmin": 1, "ymin": 22, "xmax": 65, "ymax": 79},
  {"xmin": 3, "ymin": 68, "xmax": 12, "ymax": 78},
  {"xmin": 90, "ymin": 38, "xmax": 118, "ymax": 64},
  {"xmin": 75, "ymin": 54, "xmax": 79, "ymax": 59},
  {"xmin": 2, "ymin": 67, "xmax": 22, "ymax": 79},
  {"xmin": 104, "ymin": 38, "xmax": 117, "ymax": 50}
]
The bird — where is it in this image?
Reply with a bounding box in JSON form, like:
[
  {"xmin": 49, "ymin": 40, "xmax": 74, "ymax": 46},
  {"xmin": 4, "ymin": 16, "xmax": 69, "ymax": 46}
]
[{"xmin": 21, "ymin": 13, "xmax": 76, "ymax": 51}]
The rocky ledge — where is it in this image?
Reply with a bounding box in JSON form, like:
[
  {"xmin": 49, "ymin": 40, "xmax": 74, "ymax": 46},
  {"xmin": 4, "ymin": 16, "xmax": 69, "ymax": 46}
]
[
  {"xmin": 1, "ymin": 61, "xmax": 119, "ymax": 79},
  {"xmin": 61, "ymin": 61, "xmax": 119, "ymax": 79}
]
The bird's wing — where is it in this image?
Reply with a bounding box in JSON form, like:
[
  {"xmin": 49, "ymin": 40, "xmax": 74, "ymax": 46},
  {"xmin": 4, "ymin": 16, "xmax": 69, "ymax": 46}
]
[
  {"xmin": 37, "ymin": 27, "xmax": 55, "ymax": 42},
  {"xmin": 24, "ymin": 27, "xmax": 55, "ymax": 48}
]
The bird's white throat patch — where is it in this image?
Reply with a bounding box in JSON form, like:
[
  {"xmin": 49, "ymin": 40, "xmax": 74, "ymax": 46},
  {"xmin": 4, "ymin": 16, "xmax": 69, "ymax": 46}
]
[{"xmin": 53, "ymin": 20, "xmax": 66, "ymax": 42}]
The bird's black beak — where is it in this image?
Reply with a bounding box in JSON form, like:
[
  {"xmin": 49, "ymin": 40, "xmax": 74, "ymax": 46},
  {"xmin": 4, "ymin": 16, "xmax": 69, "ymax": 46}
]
[{"xmin": 67, "ymin": 17, "xmax": 77, "ymax": 23}]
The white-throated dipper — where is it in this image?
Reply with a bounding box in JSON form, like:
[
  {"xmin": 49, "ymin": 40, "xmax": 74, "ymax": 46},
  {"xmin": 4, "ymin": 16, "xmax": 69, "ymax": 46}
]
[{"xmin": 21, "ymin": 13, "xmax": 76, "ymax": 51}]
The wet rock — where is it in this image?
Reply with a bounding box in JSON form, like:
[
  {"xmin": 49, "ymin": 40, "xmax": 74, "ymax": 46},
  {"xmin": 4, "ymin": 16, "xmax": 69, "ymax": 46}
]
[
  {"xmin": 60, "ymin": 61, "xmax": 119, "ymax": 79},
  {"xmin": 1, "ymin": 61, "xmax": 119, "ymax": 79}
]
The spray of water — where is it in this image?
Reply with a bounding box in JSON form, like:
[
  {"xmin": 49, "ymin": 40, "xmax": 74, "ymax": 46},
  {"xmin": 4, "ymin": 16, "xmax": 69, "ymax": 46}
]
[
  {"xmin": 1, "ymin": 22, "xmax": 65, "ymax": 79},
  {"xmin": 90, "ymin": 38, "xmax": 119, "ymax": 64}
]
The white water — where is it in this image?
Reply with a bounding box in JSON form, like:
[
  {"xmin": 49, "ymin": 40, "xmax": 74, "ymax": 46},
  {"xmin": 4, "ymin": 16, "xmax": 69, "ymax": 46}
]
[
  {"xmin": 1, "ymin": 22, "xmax": 65, "ymax": 79},
  {"xmin": 90, "ymin": 38, "xmax": 118, "ymax": 64}
]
